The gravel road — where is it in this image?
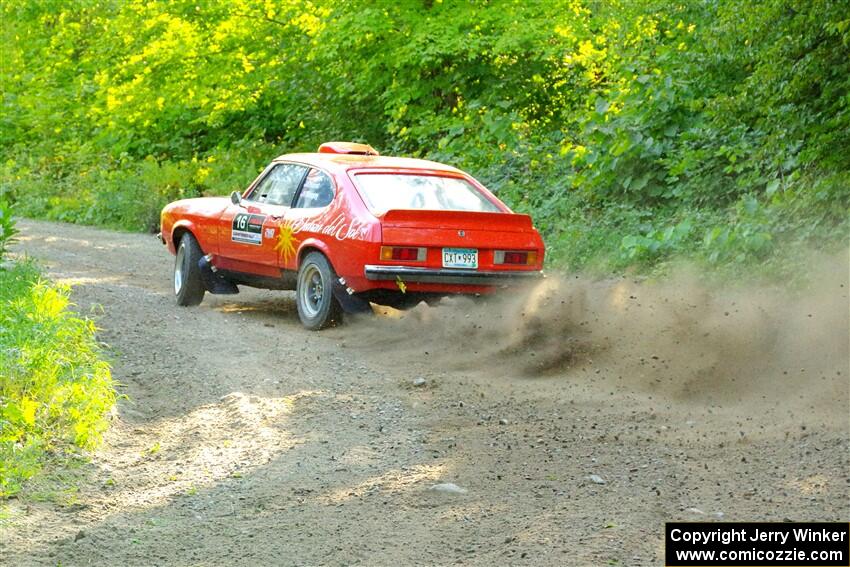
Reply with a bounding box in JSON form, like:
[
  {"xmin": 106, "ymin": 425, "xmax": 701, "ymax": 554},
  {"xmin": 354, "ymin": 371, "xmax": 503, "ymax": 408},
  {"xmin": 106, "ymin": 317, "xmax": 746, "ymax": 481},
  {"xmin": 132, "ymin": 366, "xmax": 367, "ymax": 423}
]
[{"xmin": 2, "ymin": 219, "xmax": 847, "ymax": 566}]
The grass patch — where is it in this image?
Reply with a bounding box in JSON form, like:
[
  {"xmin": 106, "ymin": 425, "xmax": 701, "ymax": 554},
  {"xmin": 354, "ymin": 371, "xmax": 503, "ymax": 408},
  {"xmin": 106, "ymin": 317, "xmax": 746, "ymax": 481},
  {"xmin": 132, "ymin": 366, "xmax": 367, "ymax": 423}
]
[{"xmin": 0, "ymin": 261, "xmax": 116, "ymax": 497}]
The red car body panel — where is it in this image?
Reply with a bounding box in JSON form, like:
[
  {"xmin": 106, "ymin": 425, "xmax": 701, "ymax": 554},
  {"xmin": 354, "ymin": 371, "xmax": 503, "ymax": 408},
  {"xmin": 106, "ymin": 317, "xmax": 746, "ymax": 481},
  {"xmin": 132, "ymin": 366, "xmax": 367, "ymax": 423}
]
[{"xmin": 161, "ymin": 151, "xmax": 545, "ymax": 298}]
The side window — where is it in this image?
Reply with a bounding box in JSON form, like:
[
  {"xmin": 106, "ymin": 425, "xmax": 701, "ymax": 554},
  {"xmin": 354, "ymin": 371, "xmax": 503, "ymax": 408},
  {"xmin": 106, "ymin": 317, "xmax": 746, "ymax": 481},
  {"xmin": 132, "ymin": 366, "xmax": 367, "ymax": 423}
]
[
  {"xmin": 294, "ymin": 169, "xmax": 335, "ymax": 209},
  {"xmin": 247, "ymin": 164, "xmax": 308, "ymax": 206}
]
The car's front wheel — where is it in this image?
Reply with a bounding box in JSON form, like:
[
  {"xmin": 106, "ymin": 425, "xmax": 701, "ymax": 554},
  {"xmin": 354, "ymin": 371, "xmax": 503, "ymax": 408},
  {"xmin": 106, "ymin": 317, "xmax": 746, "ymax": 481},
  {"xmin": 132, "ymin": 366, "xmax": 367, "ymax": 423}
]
[
  {"xmin": 174, "ymin": 233, "xmax": 206, "ymax": 306},
  {"xmin": 296, "ymin": 252, "xmax": 342, "ymax": 330}
]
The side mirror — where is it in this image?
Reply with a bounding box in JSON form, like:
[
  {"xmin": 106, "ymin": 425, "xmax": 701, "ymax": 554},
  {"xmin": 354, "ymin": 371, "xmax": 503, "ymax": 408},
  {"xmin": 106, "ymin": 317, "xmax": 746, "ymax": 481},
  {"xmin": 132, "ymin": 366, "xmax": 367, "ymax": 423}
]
[{"xmin": 230, "ymin": 191, "xmax": 243, "ymax": 206}]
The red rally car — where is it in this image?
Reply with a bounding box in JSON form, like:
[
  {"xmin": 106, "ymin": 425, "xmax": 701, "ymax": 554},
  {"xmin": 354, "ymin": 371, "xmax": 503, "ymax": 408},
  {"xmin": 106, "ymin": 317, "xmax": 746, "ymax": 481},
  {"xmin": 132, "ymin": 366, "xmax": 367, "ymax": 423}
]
[{"xmin": 160, "ymin": 142, "xmax": 545, "ymax": 330}]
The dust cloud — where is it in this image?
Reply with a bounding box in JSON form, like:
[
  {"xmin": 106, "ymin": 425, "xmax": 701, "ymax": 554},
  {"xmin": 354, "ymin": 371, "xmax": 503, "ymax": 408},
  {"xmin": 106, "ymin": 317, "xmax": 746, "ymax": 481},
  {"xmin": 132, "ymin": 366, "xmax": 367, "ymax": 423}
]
[{"xmin": 345, "ymin": 252, "xmax": 849, "ymax": 428}]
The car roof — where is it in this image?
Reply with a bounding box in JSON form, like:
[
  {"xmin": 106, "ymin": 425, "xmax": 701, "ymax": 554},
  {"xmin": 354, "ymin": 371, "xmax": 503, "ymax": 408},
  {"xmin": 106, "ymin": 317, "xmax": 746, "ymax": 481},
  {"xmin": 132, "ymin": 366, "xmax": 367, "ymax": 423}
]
[{"xmin": 273, "ymin": 153, "xmax": 463, "ymax": 174}]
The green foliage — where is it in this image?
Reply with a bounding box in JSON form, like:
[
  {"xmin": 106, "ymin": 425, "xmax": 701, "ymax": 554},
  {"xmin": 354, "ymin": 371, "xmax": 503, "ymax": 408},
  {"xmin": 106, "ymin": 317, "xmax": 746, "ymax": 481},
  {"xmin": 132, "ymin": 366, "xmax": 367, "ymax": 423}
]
[
  {"xmin": 1, "ymin": 0, "xmax": 848, "ymax": 273},
  {"xmin": 0, "ymin": 199, "xmax": 18, "ymax": 260},
  {"xmin": 0, "ymin": 262, "xmax": 115, "ymax": 496}
]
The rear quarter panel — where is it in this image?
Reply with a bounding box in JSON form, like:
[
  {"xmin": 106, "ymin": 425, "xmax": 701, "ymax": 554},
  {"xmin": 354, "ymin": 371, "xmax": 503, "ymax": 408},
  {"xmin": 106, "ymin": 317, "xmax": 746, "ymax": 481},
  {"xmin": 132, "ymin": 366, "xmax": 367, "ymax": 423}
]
[{"xmin": 288, "ymin": 172, "xmax": 381, "ymax": 290}]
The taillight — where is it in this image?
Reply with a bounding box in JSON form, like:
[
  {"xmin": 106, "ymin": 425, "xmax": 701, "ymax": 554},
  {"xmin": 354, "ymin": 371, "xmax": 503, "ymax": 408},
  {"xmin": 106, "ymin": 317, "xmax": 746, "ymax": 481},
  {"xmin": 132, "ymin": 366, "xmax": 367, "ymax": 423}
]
[
  {"xmin": 380, "ymin": 246, "xmax": 426, "ymax": 262},
  {"xmin": 494, "ymin": 250, "xmax": 537, "ymax": 265}
]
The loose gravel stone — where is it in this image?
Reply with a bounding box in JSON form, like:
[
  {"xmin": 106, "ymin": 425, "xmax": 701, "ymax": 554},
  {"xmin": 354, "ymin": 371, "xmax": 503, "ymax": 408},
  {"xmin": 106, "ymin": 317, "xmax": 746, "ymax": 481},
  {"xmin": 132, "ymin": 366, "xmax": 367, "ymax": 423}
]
[{"xmin": 429, "ymin": 483, "xmax": 468, "ymax": 495}]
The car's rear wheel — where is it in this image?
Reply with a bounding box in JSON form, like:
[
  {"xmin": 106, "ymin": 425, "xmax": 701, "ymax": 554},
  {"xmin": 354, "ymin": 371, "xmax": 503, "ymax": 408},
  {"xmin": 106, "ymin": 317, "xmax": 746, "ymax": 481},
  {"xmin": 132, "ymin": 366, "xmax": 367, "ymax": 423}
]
[
  {"xmin": 296, "ymin": 252, "xmax": 342, "ymax": 330},
  {"xmin": 174, "ymin": 233, "xmax": 206, "ymax": 306}
]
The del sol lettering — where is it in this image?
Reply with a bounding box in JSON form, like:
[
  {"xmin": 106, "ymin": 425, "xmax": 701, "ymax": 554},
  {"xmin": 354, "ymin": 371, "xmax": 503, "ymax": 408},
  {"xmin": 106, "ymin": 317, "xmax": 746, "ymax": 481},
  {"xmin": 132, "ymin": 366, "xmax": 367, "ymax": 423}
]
[{"xmin": 288, "ymin": 213, "xmax": 369, "ymax": 241}]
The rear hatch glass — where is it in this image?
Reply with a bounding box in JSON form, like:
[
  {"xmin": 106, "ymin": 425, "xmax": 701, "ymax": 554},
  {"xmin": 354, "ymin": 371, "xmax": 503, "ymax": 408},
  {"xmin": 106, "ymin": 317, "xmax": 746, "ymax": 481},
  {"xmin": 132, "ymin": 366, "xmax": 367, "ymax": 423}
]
[{"xmin": 353, "ymin": 173, "xmax": 502, "ymax": 214}]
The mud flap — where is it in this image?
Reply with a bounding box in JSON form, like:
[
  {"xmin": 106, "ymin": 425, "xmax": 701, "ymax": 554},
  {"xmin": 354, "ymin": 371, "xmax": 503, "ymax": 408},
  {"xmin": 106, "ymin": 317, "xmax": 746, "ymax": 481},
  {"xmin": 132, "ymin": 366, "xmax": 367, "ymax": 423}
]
[
  {"xmin": 332, "ymin": 278, "xmax": 372, "ymax": 314},
  {"xmin": 198, "ymin": 256, "xmax": 239, "ymax": 295}
]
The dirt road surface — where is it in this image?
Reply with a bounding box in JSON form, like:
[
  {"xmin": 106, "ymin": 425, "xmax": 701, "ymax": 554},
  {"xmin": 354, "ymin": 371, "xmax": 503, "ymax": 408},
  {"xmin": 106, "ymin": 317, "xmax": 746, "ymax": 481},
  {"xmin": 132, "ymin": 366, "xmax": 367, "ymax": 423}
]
[{"xmin": 2, "ymin": 219, "xmax": 848, "ymax": 566}]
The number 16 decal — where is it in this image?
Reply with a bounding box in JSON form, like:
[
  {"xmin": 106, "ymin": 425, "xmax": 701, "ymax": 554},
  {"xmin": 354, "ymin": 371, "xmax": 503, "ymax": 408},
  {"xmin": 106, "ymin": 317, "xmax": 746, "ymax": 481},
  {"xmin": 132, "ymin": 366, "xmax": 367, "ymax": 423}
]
[{"xmin": 232, "ymin": 213, "xmax": 266, "ymax": 245}]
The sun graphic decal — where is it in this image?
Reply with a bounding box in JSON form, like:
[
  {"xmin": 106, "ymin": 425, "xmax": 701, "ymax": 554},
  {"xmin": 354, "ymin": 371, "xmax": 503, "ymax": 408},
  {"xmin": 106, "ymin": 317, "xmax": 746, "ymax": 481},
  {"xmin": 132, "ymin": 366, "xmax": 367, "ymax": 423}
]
[{"xmin": 274, "ymin": 221, "xmax": 299, "ymax": 264}]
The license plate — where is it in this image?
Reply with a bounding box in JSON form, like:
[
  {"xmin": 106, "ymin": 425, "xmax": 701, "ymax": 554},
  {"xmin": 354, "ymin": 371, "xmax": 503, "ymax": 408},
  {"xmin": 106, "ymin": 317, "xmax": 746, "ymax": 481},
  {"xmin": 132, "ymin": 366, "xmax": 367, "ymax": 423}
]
[{"xmin": 442, "ymin": 248, "xmax": 478, "ymax": 269}]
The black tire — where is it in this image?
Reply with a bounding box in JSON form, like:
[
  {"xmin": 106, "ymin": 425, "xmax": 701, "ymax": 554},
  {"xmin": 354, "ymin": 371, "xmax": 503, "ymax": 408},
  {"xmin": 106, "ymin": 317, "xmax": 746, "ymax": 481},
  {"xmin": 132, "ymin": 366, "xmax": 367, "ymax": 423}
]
[
  {"xmin": 174, "ymin": 233, "xmax": 206, "ymax": 306},
  {"xmin": 296, "ymin": 252, "xmax": 342, "ymax": 330}
]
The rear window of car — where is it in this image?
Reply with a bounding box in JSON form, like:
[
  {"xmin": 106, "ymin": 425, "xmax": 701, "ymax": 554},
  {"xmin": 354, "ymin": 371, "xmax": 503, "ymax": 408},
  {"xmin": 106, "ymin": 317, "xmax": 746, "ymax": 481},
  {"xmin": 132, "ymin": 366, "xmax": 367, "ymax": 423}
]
[{"xmin": 353, "ymin": 173, "xmax": 502, "ymax": 214}]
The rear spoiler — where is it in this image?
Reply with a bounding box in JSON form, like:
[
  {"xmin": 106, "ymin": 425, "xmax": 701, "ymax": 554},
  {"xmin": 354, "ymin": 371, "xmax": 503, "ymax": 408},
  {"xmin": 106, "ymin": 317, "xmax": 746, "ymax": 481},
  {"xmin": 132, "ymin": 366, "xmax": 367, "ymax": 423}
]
[{"xmin": 380, "ymin": 209, "xmax": 534, "ymax": 231}]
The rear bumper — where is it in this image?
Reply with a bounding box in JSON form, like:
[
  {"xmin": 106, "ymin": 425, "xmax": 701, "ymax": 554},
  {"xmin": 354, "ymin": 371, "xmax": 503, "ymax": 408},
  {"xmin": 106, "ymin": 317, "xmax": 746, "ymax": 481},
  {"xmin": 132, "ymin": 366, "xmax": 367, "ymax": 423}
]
[{"xmin": 364, "ymin": 265, "xmax": 543, "ymax": 286}]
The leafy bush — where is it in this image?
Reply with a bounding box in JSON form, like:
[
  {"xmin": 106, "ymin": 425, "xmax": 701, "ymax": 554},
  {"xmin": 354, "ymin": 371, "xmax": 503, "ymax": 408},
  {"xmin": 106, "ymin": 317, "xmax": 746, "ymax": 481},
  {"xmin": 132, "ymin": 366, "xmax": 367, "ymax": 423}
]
[
  {"xmin": 0, "ymin": 262, "xmax": 115, "ymax": 496},
  {"xmin": 0, "ymin": 199, "xmax": 17, "ymax": 260}
]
